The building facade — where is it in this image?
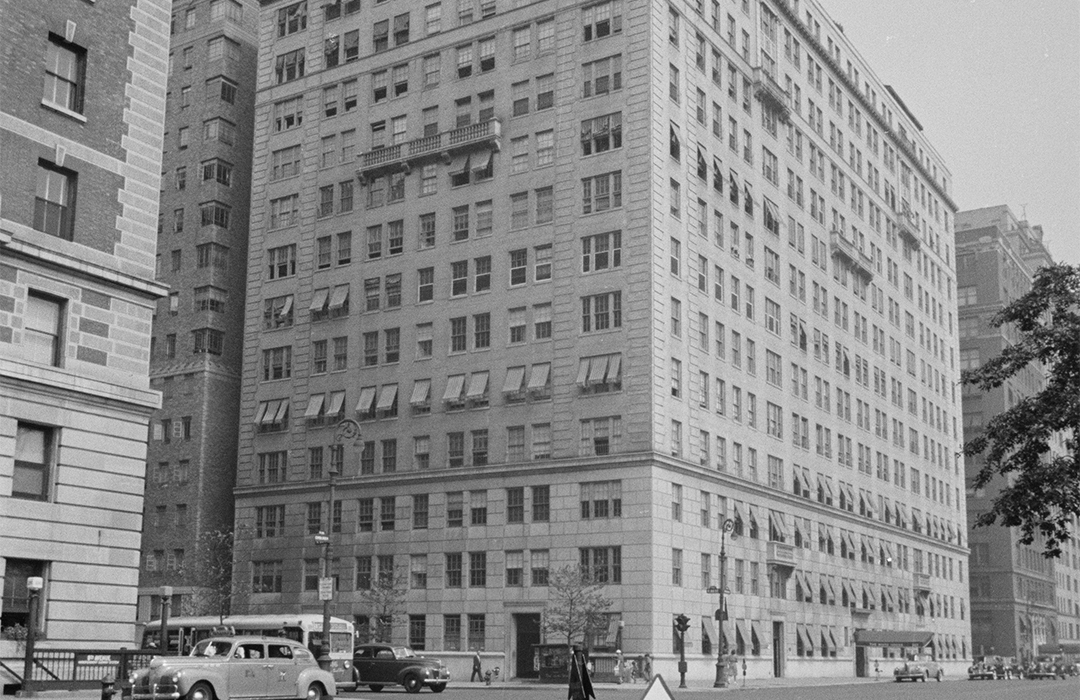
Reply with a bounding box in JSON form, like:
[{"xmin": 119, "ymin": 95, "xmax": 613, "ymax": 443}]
[
  {"xmin": 136, "ymin": 0, "xmax": 259, "ymax": 625},
  {"xmin": 956, "ymin": 205, "xmax": 1079, "ymax": 659},
  {"xmin": 234, "ymin": 0, "xmax": 969, "ymax": 680},
  {"xmin": 0, "ymin": 0, "xmax": 169, "ymax": 648}
]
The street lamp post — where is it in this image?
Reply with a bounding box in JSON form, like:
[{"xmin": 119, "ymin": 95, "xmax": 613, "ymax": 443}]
[
  {"xmin": 713, "ymin": 518, "xmax": 735, "ymax": 688},
  {"xmin": 674, "ymin": 614, "xmax": 690, "ymax": 689},
  {"xmin": 21, "ymin": 576, "xmax": 43, "ymax": 694},
  {"xmin": 160, "ymin": 586, "xmax": 173, "ymax": 655}
]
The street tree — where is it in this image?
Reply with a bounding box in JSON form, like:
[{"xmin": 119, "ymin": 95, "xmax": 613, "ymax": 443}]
[
  {"xmin": 356, "ymin": 567, "xmax": 409, "ymax": 643},
  {"xmin": 184, "ymin": 527, "xmax": 247, "ymax": 621},
  {"xmin": 963, "ymin": 263, "xmax": 1080, "ymax": 558},
  {"xmin": 542, "ymin": 565, "xmax": 613, "ymax": 650}
]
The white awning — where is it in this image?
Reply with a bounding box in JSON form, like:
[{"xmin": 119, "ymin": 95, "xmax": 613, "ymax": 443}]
[
  {"xmin": 327, "ymin": 390, "xmax": 346, "ymax": 416},
  {"xmin": 576, "ymin": 358, "xmax": 591, "ymax": 387},
  {"xmin": 473, "ymin": 150, "xmax": 493, "ymax": 173},
  {"xmin": 443, "ymin": 374, "xmax": 466, "ymax": 401},
  {"xmin": 376, "ymin": 384, "xmax": 398, "ymax": 410},
  {"xmin": 702, "ymin": 615, "xmax": 718, "ymax": 647},
  {"xmin": 355, "ymin": 386, "xmax": 377, "ymax": 413},
  {"xmin": 465, "ymin": 371, "xmax": 488, "ymax": 399},
  {"xmin": 502, "ymin": 366, "xmax": 525, "ymax": 394},
  {"xmin": 328, "ymin": 284, "xmax": 350, "ymax": 309},
  {"xmin": 799, "ymin": 469, "xmax": 812, "ymax": 494},
  {"xmin": 304, "ymin": 394, "xmax": 325, "ymax": 418},
  {"xmin": 608, "ymin": 354, "xmax": 622, "ymax": 381},
  {"xmin": 771, "ymin": 511, "xmax": 789, "ymax": 540},
  {"xmin": 309, "ymin": 287, "xmax": 329, "ymax": 311},
  {"xmin": 527, "ymin": 363, "xmax": 550, "ymax": 390},
  {"xmin": 587, "ymin": 355, "xmax": 609, "ymax": 385},
  {"xmin": 278, "ymin": 296, "xmax": 293, "ymax": 317},
  {"xmin": 450, "ymin": 153, "xmax": 470, "ymax": 175},
  {"xmin": 410, "ymin": 379, "xmax": 431, "ymax": 406},
  {"xmin": 255, "ymin": 400, "xmax": 274, "ymax": 425},
  {"xmin": 798, "ymin": 624, "xmax": 813, "ymax": 651},
  {"xmin": 272, "ymin": 399, "xmax": 290, "ymax": 423}
]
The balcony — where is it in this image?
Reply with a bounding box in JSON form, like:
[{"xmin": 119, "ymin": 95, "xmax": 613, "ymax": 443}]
[
  {"xmin": 766, "ymin": 542, "xmax": 796, "ymax": 570},
  {"xmin": 913, "ymin": 572, "xmax": 932, "ymax": 594},
  {"xmin": 897, "ymin": 206, "xmax": 921, "ymax": 248},
  {"xmin": 829, "ymin": 229, "xmax": 874, "ymax": 280},
  {"xmin": 357, "ymin": 119, "xmax": 502, "ymax": 182},
  {"xmin": 753, "ymin": 67, "xmax": 792, "ymax": 122}
]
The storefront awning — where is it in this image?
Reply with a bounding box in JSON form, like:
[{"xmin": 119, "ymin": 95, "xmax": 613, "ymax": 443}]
[{"xmin": 854, "ymin": 629, "xmax": 933, "ymax": 647}]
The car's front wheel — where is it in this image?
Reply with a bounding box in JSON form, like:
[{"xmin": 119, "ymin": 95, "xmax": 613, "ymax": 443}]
[
  {"xmin": 430, "ymin": 683, "xmax": 446, "ymax": 693},
  {"xmin": 187, "ymin": 681, "xmax": 214, "ymax": 700},
  {"xmin": 306, "ymin": 683, "xmax": 326, "ymax": 700},
  {"xmin": 402, "ymin": 673, "xmax": 422, "ymax": 694}
]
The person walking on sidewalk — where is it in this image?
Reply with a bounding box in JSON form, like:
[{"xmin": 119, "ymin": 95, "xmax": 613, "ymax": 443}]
[{"xmin": 471, "ymin": 649, "xmax": 483, "ymax": 682}]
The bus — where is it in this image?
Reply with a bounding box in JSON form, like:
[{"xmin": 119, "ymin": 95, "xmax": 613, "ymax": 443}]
[{"xmin": 140, "ymin": 614, "xmax": 356, "ymax": 690}]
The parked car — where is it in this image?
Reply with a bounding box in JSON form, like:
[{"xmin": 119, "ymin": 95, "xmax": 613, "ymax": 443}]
[
  {"xmin": 967, "ymin": 661, "xmax": 996, "ymax": 680},
  {"xmin": 894, "ymin": 655, "xmax": 943, "ymax": 682},
  {"xmin": 352, "ymin": 643, "xmax": 450, "ymax": 693},
  {"xmin": 130, "ymin": 636, "xmax": 334, "ymax": 700}
]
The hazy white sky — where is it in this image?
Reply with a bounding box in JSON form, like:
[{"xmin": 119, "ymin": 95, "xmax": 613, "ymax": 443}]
[{"xmin": 820, "ymin": 0, "xmax": 1080, "ymax": 265}]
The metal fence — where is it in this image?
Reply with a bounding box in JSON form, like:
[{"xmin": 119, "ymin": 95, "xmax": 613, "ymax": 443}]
[{"xmin": 20, "ymin": 649, "xmax": 157, "ymax": 690}]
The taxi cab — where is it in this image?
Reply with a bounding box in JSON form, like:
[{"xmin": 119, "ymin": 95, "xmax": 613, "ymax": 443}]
[{"xmin": 130, "ymin": 636, "xmax": 335, "ymax": 700}]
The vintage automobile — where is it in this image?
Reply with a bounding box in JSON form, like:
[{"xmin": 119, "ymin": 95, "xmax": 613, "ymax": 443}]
[
  {"xmin": 352, "ymin": 643, "xmax": 449, "ymax": 693},
  {"xmin": 130, "ymin": 636, "xmax": 335, "ymax": 700},
  {"xmin": 967, "ymin": 661, "xmax": 996, "ymax": 680},
  {"xmin": 893, "ymin": 655, "xmax": 944, "ymax": 682}
]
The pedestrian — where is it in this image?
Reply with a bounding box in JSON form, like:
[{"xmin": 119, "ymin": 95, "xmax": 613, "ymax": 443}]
[
  {"xmin": 471, "ymin": 649, "xmax": 483, "ymax": 682},
  {"xmin": 643, "ymin": 653, "xmax": 652, "ymax": 680},
  {"xmin": 568, "ymin": 644, "xmax": 595, "ymax": 700},
  {"xmin": 615, "ymin": 648, "xmax": 624, "ymax": 684}
]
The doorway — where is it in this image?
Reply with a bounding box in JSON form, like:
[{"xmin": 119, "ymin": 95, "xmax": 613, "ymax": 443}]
[
  {"xmin": 772, "ymin": 621, "xmax": 784, "ymax": 677},
  {"xmin": 514, "ymin": 613, "xmax": 542, "ymax": 679},
  {"xmin": 855, "ymin": 645, "xmax": 868, "ymax": 677}
]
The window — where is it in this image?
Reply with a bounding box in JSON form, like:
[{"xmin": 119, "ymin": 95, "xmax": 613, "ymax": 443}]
[
  {"xmin": 583, "ymin": 55, "xmax": 622, "ymax": 97},
  {"xmin": 581, "ymin": 291, "xmax": 622, "ymax": 332},
  {"xmin": 262, "ymin": 347, "xmax": 292, "ymax": 382},
  {"xmin": 34, "ymin": 161, "xmax": 77, "ymax": 240},
  {"xmin": 202, "ymin": 159, "xmax": 232, "ymax": 186},
  {"xmin": 206, "ymin": 75, "xmax": 237, "ymax": 104},
  {"xmin": 581, "ymin": 113, "xmax": 622, "ymax": 155},
  {"xmin": 273, "ymin": 97, "xmax": 303, "ymax": 132},
  {"xmin": 583, "ymin": 0, "xmax": 622, "ymax": 41},
  {"xmin": 582, "ymin": 171, "xmax": 622, "ymax": 213},
  {"xmin": 269, "ymin": 195, "xmax": 299, "ymax": 229},
  {"xmin": 267, "ymin": 245, "xmax": 296, "ymax": 279},
  {"xmin": 13, "ymin": 422, "xmax": 54, "ymax": 500},
  {"xmin": 252, "ymin": 561, "xmax": 283, "ymax": 593},
  {"xmin": 193, "ymin": 328, "xmax": 224, "ymax": 355},
  {"xmin": 582, "ymin": 231, "xmax": 621, "ymax": 272},
  {"xmin": 580, "ymin": 546, "xmax": 622, "ymax": 583},
  {"xmin": 277, "ymin": 2, "xmax": 308, "ymax": 36},
  {"xmin": 271, "ymin": 146, "xmax": 301, "ymax": 181},
  {"xmin": 580, "ymin": 479, "xmax": 623, "ymax": 517},
  {"xmin": 24, "ymin": 292, "xmax": 64, "ymax": 366},
  {"xmin": 44, "ymin": 34, "xmax": 86, "ymax": 114},
  {"xmin": 274, "ymin": 49, "xmax": 306, "ymax": 83}
]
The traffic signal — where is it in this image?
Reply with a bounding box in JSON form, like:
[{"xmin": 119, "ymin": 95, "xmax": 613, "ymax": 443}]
[{"xmin": 674, "ymin": 614, "xmax": 691, "ymax": 633}]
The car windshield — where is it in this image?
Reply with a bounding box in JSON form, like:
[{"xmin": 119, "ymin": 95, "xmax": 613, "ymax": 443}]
[
  {"xmin": 192, "ymin": 640, "xmax": 234, "ymax": 658},
  {"xmin": 394, "ymin": 647, "xmax": 416, "ymax": 659}
]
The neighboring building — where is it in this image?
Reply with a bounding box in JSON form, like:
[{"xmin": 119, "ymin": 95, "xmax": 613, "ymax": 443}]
[
  {"xmin": 0, "ymin": 0, "xmax": 169, "ymax": 648},
  {"xmin": 136, "ymin": 0, "xmax": 259, "ymax": 626},
  {"xmin": 956, "ymin": 205, "xmax": 1079, "ymax": 659},
  {"xmin": 234, "ymin": 0, "xmax": 968, "ymax": 680}
]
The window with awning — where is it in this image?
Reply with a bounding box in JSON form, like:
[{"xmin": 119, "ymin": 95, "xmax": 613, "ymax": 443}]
[
  {"xmin": 825, "ymin": 575, "xmax": 837, "ymax": 603},
  {"xmin": 410, "ymin": 379, "xmax": 431, "ymax": 406},
  {"xmin": 527, "ymin": 362, "xmax": 550, "ymax": 392},
  {"xmin": 277, "ymin": 296, "xmax": 293, "ymax": 318},
  {"xmin": 702, "ymin": 615, "xmax": 718, "ymax": 653},
  {"xmin": 328, "ymin": 284, "xmax": 350, "ymax": 310},
  {"xmin": 443, "ymin": 374, "xmax": 466, "ymax": 402},
  {"xmin": 768, "ymin": 510, "xmax": 788, "ymax": 542},
  {"xmin": 376, "ymin": 384, "xmax": 398, "ymax": 412},
  {"xmin": 798, "ymin": 468, "xmax": 812, "ymax": 496},
  {"xmin": 327, "ymin": 390, "xmax": 346, "ymax": 417},
  {"xmin": 472, "ymin": 150, "xmax": 494, "ymax": 179},
  {"xmin": 304, "ymin": 394, "xmax": 325, "ymax": 419},
  {"xmin": 502, "ymin": 366, "xmax": 526, "ymax": 395},
  {"xmin": 255, "ymin": 399, "xmax": 277, "ymax": 425},
  {"xmin": 749, "ymin": 621, "xmax": 762, "ymax": 654},
  {"xmin": 465, "ymin": 371, "xmax": 489, "ymax": 400},
  {"xmin": 734, "ymin": 620, "xmax": 748, "ymax": 653},
  {"xmin": 450, "ymin": 153, "xmax": 471, "ymax": 185},
  {"xmin": 843, "ymin": 579, "xmax": 858, "ymax": 605},
  {"xmin": 355, "ymin": 386, "xmax": 377, "ymax": 415},
  {"xmin": 309, "ymin": 287, "xmax": 329, "ymax": 312},
  {"xmin": 747, "ymin": 505, "xmax": 759, "ymax": 538},
  {"xmin": 797, "ymin": 624, "xmax": 814, "ymax": 655}
]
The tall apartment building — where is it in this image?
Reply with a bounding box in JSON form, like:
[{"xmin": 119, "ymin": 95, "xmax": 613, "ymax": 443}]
[
  {"xmin": 0, "ymin": 0, "xmax": 169, "ymax": 648},
  {"xmin": 234, "ymin": 0, "xmax": 968, "ymax": 680},
  {"xmin": 956, "ymin": 205, "xmax": 1079, "ymax": 659},
  {"xmin": 136, "ymin": 0, "xmax": 259, "ymax": 625}
]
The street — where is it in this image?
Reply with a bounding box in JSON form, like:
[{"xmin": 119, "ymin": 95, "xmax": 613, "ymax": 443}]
[{"xmin": 337, "ymin": 676, "xmax": 1080, "ymax": 700}]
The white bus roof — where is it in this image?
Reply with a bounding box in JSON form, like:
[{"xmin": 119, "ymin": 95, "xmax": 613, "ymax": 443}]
[{"xmin": 144, "ymin": 614, "xmax": 353, "ymax": 629}]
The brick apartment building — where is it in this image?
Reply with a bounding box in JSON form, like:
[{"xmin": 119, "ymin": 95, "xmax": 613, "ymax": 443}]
[
  {"xmin": 232, "ymin": 0, "xmax": 971, "ymax": 680},
  {"xmin": 0, "ymin": 0, "xmax": 169, "ymax": 648},
  {"xmin": 136, "ymin": 0, "xmax": 259, "ymax": 625}
]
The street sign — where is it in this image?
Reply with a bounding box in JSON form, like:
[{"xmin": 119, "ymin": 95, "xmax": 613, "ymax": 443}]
[
  {"xmin": 318, "ymin": 577, "xmax": 333, "ymax": 600},
  {"xmin": 639, "ymin": 673, "xmax": 675, "ymax": 700}
]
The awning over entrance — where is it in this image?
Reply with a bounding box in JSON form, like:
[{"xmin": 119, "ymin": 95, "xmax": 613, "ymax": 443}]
[{"xmin": 854, "ymin": 629, "xmax": 933, "ymax": 647}]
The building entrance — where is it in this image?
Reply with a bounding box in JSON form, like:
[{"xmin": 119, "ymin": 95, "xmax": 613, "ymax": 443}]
[{"xmin": 514, "ymin": 613, "xmax": 542, "ymax": 679}]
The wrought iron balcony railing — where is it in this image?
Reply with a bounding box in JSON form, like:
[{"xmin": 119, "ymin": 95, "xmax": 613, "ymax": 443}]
[{"xmin": 829, "ymin": 229, "xmax": 874, "ymax": 280}]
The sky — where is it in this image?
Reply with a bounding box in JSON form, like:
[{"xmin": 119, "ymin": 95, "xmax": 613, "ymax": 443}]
[{"xmin": 820, "ymin": 0, "xmax": 1080, "ymax": 265}]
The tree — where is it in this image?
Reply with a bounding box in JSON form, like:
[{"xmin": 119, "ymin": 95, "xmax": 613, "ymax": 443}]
[
  {"xmin": 184, "ymin": 528, "xmax": 247, "ymax": 621},
  {"xmin": 963, "ymin": 263, "xmax": 1080, "ymax": 558},
  {"xmin": 542, "ymin": 565, "xmax": 613, "ymax": 650},
  {"xmin": 356, "ymin": 567, "xmax": 409, "ymax": 643}
]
